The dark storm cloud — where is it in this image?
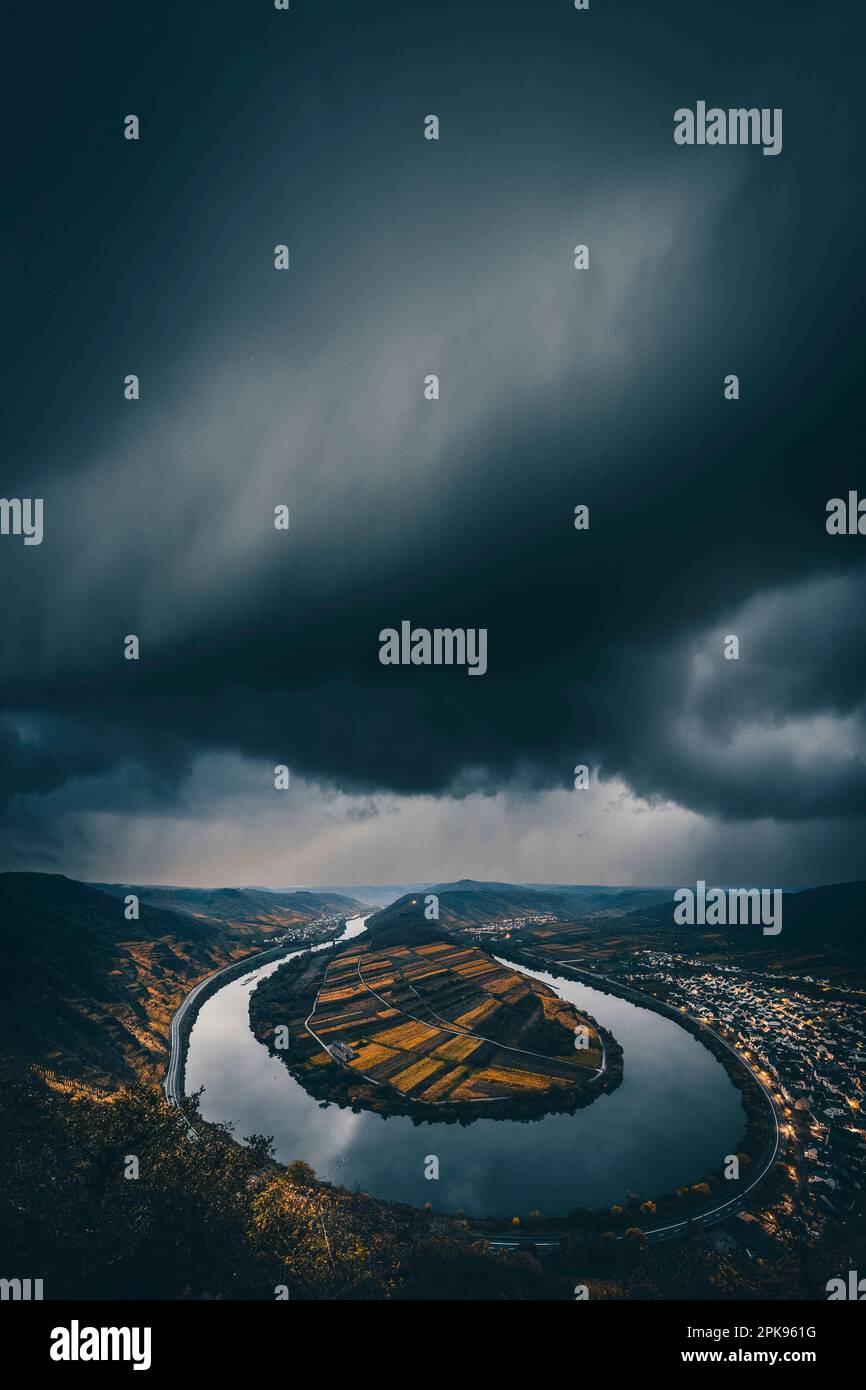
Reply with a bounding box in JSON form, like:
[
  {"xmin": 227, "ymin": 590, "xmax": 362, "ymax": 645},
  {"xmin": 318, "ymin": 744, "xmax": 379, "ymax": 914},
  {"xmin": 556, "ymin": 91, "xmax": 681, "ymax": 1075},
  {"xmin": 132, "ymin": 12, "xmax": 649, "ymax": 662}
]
[{"xmin": 2, "ymin": 1, "xmax": 865, "ymax": 859}]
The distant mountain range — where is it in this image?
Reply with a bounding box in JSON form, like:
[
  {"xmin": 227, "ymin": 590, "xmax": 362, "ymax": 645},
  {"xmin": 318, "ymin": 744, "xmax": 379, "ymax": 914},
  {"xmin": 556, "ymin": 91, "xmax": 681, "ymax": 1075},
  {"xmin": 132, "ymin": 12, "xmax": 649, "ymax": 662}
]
[
  {"xmin": 242, "ymin": 884, "xmax": 430, "ymax": 908},
  {"xmin": 91, "ymin": 883, "xmax": 364, "ymax": 935},
  {"xmin": 305, "ymin": 884, "xmax": 432, "ymax": 908},
  {"xmin": 369, "ymin": 879, "xmax": 678, "ymax": 930},
  {"xmin": 370, "ymin": 878, "xmax": 866, "ymax": 968},
  {"xmin": 608, "ymin": 880, "xmax": 866, "ymax": 956}
]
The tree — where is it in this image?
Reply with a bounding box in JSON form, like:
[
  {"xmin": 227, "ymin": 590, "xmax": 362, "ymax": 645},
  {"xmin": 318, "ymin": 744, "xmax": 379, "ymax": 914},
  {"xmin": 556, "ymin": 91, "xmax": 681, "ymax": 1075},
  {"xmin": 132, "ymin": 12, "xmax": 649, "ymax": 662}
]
[
  {"xmin": 285, "ymin": 1159, "xmax": 317, "ymax": 1187},
  {"xmin": 243, "ymin": 1133, "xmax": 276, "ymax": 1161}
]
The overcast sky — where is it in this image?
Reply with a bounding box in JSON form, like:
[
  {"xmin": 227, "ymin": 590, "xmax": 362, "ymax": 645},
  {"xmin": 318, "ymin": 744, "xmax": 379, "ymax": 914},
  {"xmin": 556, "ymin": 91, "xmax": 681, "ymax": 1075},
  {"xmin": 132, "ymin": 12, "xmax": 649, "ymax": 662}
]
[{"xmin": 2, "ymin": 1, "xmax": 864, "ymax": 887}]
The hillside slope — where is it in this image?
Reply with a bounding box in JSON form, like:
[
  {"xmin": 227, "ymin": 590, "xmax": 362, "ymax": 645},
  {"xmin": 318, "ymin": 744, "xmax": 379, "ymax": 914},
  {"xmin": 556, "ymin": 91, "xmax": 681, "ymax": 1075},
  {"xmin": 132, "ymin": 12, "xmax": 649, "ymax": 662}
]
[
  {"xmin": 0, "ymin": 874, "xmax": 252, "ymax": 1085},
  {"xmin": 610, "ymin": 880, "xmax": 866, "ymax": 954},
  {"xmin": 369, "ymin": 880, "xmax": 675, "ymax": 931},
  {"xmin": 91, "ymin": 883, "xmax": 363, "ymax": 939}
]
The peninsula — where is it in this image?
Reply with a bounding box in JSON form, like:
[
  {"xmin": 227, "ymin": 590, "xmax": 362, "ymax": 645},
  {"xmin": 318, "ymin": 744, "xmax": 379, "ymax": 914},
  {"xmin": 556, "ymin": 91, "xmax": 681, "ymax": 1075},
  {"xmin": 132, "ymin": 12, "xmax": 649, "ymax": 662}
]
[{"xmin": 249, "ymin": 912, "xmax": 621, "ymax": 1120}]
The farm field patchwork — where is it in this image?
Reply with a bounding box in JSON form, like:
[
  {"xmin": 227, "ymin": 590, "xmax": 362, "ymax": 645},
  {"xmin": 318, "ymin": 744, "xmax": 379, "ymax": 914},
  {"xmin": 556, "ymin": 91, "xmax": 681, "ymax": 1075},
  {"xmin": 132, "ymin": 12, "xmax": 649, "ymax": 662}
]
[{"xmin": 295, "ymin": 932, "xmax": 604, "ymax": 1104}]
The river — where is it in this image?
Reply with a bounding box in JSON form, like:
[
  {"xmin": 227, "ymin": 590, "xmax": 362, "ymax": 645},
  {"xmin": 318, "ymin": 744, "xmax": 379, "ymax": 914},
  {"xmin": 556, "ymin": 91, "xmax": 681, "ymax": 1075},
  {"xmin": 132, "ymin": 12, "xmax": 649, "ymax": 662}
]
[{"xmin": 184, "ymin": 916, "xmax": 745, "ymax": 1218}]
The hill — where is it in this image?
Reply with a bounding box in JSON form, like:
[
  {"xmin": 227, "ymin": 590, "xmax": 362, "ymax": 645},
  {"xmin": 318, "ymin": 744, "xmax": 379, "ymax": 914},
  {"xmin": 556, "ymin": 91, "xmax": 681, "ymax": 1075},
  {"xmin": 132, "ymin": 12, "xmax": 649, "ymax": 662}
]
[
  {"xmin": 367, "ymin": 879, "xmax": 866, "ymax": 986},
  {"xmin": 0, "ymin": 873, "xmax": 279, "ymax": 1085},
  {"xmin": 90, "ymin": 883, "xmax": 363, "ymax": 939},
  {"xmin": 517, "ymin": 881, "xmax": 866, "ymax": 986},
  {"xmin": 368, "ymin": 880, "xmax": 675, "ymax": 931},
  {"xmin": 294, "ymin": 883, "xmax": 430, "ymax": 908},
  {"xmin": 603, "ymin": 880, "xmax": 866, "ymax": 955}
]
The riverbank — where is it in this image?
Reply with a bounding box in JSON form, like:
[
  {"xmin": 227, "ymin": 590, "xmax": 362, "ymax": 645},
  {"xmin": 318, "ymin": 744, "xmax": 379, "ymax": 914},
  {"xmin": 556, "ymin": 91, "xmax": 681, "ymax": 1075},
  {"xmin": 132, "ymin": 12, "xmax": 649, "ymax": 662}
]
[
  {"xmin": 185, "ymin": 923, "xmax": 754, "ymax": 1226},
  {"xmin": 482, "ymin": 946, "xmax": 780, "ymax": 1238},
  {"xmin": 166, "ymin": 932, "xmax": 349, "ymax": 1122}
]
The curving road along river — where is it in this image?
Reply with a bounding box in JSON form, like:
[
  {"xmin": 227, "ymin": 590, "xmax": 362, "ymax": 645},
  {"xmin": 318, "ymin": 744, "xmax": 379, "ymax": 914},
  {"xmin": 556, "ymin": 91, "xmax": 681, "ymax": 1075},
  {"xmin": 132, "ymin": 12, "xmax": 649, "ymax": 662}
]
[
  {"xmin": 174, "ymin": 916, "xmax": 775, "ymax": 1227},
  {"xmin": 165, "ymin": 917, "xmax": 370, "ymax": 1133},
  {"xmin": 486, "ymin": 956, "xmax": 780, "ymax": 1246}
]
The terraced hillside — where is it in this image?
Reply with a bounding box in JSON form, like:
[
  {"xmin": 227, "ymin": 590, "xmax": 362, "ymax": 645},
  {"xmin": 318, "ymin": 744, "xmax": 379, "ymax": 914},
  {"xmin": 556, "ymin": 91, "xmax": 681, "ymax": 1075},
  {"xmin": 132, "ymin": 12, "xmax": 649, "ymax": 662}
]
[
  {"xmin": 251, "ymin": 925, "xmax": 616, "ymax": 1116},
  {"xmin": 0, "ymin": 873, "xmax": 358, "ymax": 1087},
  {"xmin": 0, "ymin": 873, "xmax": 241, "ymax": 1086}
]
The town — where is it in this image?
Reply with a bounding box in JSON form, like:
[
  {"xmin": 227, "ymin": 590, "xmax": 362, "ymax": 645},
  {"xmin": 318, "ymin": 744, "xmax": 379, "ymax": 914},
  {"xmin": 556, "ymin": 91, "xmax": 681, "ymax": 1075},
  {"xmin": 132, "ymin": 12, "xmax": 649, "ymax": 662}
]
[
  {"xmin": 626, "ymin": 949, "xmax": 866, "ymax": 1227},
  {"xmin": 459, "ymin": 913, "xmax": 559, "ymax": 942},
  {"xmin": 265, "ymin": 913, "xmax": 348, "ymax": 947}
]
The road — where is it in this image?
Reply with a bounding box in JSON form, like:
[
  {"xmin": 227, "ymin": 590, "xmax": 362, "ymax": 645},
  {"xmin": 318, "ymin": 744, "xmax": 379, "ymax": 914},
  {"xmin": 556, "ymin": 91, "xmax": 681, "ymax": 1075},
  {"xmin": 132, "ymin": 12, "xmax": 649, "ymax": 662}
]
[
  {"xmin": 473, "ymin": 954, "xmax": 782, "ymax": 1248},
  {"xmin": 165, "ymin": 924, "xmax": 780, "ymax": 1246},
  {"xmin": 163, "ymin": 955, "xmax": 259, "ymax": 1141},
  {"xmin": 164, "ymin": 918, "xmax": 368, "ymax": 1139}
]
